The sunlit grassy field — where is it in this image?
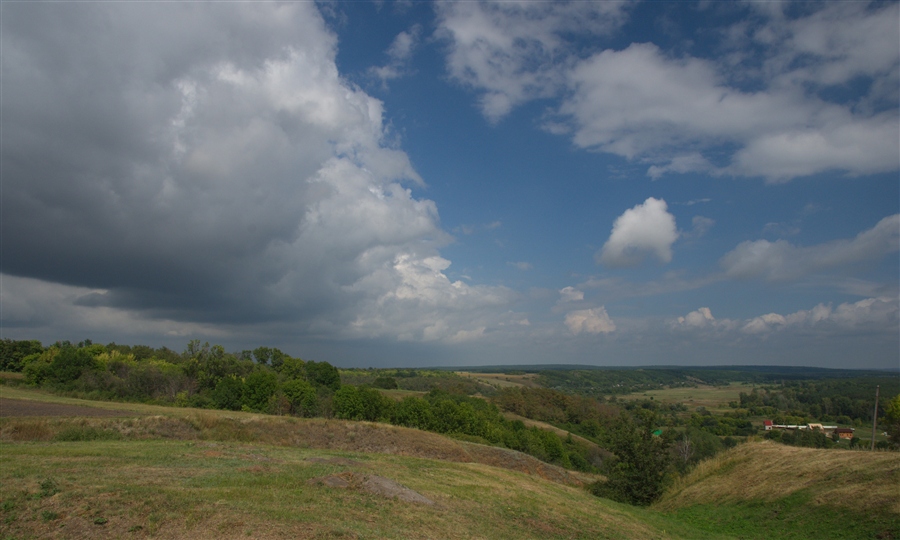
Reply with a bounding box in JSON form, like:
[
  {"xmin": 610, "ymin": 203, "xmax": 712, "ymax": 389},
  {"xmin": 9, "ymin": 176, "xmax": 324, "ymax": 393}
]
[
  {"xmin": 2, "ymin": 384, "xmax": 897, "ymax": 539},
  {"xmin": 620, "ymin": 382, "xmax": 752, "ymax": 413},
  {"xmin": 3, "ymin": 439, "xmax": 700, "ymax": 539},
  {"xmin": 0, "ymin": 386, "xmax": 701, "ymax": 539}
]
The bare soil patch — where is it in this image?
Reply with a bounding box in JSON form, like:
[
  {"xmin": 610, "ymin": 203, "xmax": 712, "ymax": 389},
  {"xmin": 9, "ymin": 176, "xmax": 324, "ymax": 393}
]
[
  {"xmin": 0, "ymin": 398, "xmax": 138, "ymax": 418},
  {"xmin": 309, "ymin": 471, "xmax": 435, "ymax": 505}
]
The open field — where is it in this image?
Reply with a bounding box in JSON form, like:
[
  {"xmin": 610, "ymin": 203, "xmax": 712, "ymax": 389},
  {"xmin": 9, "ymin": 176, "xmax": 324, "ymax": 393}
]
[
  {"xmin": 456, "ymin": 372, "xmax": 542, "ymax": 390},
  {"xmin": 376, "ymin": 389, "xmax": 427, "ymax": 401},
  {"xmin": 2, "ymin": 385, "xmax": 898, "ymax": 539},
  {"xmin": 0, "ymin": 397, "xmax": 137, "ymax": 418},
  {"xmin": 620, "ymin": 383, "xmax": 752, "ymax": 412}
]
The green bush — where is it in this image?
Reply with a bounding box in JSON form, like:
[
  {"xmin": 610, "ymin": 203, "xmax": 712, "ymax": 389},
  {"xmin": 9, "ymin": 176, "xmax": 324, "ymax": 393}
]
[
  {"xmin": 333, "ymin": 385, "xmax": 393, "ymax": 422},
  {"xmin": 47, "ymin": 346, "xmax": 99, "ymax": 387},
  {"xmin": 392, "ymin": 396, "xmax": 434, "ymax": 430},
  {"xmin": 242, "ymin": 370, "xmax": 278, "ymax": 412},
  {"xmin": 0, "ymin": 339, "xmax": 43, "ymax": 371},
  {"xmin": 372, "ymin": 376, "xmax": 398, "ymax": 389},
  {"xmin": 282, "ymin": 378, "xmax": 318, "ymax": 417},
  {"xmin": 211, "ymin": 376, "xmax": 244, "ymax": 411}
]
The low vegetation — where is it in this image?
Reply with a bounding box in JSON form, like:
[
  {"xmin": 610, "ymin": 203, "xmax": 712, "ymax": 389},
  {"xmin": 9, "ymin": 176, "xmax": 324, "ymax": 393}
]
[
  {"xmin": 656, "ymin": 440, "xmax": 900, "ymax": 539},
  {"xmin": 1, "ymin": 338, "xmax": 898, "ymax": 538},
  {"xmin": 2, "ymin": 386, "xmax": 898, "ymax": 539},
  {"xmin": 0, "ymin": 340, "xmax": 607, "ymax": 474}
]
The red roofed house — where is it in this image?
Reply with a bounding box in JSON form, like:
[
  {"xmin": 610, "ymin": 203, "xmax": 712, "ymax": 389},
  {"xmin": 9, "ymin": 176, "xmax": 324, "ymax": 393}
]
[{"xmin": 833, "ymin": 427, "xmax": 854, "ymax": 440}]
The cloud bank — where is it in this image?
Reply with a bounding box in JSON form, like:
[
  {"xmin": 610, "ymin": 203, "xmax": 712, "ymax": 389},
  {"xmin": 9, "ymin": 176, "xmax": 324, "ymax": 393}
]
[
  {"xmin": 0, "ymin": 3, "xmax": 511, "ymax": 345},
  {"xmin": 672, "ymin": 297, "xmax": 899, "ymax": 337},
  {"xmin": 720, "ymin": 214, "xmax": 899, "ymax": 282},
  {"xmin": 437, "ymin": 1, "xmax": 899, "ymax": 181}
]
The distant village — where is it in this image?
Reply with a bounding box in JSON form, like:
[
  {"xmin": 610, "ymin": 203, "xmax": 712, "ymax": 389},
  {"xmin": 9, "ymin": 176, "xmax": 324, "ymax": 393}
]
[{"xmin": 764, "ymin": 420, "xmax": 855, "ymax": 439}]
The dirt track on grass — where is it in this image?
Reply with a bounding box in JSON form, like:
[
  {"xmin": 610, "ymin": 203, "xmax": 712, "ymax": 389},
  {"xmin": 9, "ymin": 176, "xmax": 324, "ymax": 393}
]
[{"xmin": 0, "ymin": 398, "xmax": 138, "ymax": 418}]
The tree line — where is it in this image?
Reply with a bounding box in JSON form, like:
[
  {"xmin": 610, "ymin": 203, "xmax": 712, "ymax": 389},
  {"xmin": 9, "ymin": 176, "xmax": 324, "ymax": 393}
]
[
  {"xmin": 736, "ymin": 377, "xmax": 897, "ymax": 427},
  {"xmin": 0, "ymin": 339, "xmax": 598, "ymax": 478}
]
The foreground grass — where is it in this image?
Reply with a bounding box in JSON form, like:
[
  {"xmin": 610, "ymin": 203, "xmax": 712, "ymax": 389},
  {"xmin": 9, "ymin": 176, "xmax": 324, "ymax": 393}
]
[
  {"xmin": 3, "ymin": 385, "xmax": 898, "ymax": 539},
  {"xmin": 0, "ymin": 439, "xmax": 712, "ymax": 539},
  {"xmin": 0, "ymin": 386, "xmax": 691, "ymax": 538},
  {"xmin": 656, "ymin": 440, "xmax": 900, "ymax": 539}
]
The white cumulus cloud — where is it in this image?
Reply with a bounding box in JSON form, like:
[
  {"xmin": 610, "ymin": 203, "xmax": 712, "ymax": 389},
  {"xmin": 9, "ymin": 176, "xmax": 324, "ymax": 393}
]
[
  {"xmin": 565, "ymin": 308, "xmax": 616, "ymax": 335},
  {"xmin": 598, "ymin": 197, "xmax": 679, "ymax": 268},
  {"xmin": 369, "ymin": 25, "xmax": 421, "ymax": 87},
  {"xmin": 435, "ymin": 0, "xmax": 631, "ymax": 122}
]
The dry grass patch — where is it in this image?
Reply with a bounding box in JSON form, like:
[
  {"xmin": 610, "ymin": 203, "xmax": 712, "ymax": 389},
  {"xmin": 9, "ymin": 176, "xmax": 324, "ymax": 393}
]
[
  {"xmin": 0, "ymin": 439, "xmax": 709, "ymax": 539},
  {"xmin": 1, "ymin": 397, "xmax": 590, "ymax": 487},
  {"xmin": 377, "ymin": 388, "xmax": 427, "ymax": 401},
  {"xmin": 657, "ymin": 440, "xmax": 900, "ymax": 516},
  {"xmin": 456, "ymin": 372, "xmax": 542, "ymax": 389}
]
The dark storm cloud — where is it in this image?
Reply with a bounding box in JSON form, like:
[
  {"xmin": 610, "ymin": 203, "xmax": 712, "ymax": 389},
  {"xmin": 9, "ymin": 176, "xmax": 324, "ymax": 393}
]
[{"xmin": 1, "ymin": 2, "xmax": 514, "ymax": 339}]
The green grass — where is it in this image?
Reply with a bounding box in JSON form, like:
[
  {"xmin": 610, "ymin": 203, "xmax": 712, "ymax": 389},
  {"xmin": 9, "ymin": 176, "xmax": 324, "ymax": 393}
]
[
  {"xmin": 664, "ymin": 491, "xmax": 898, "ymax": 540},
  {"xmin": 2, "ymin": 383, "xmax": 897, "ymax": 539},
  {"xmin": 668, "ymin": 490, "xmax": 900, "ymax": 540},
  {"xmin": 0, "ymin": 439, "xmax": 711, "ymax": 539},
  {"xmin": 621, "ymin": 382, "xmax": 751, "ymax": 412},
  {"xmin": 656, "ymin": 440, "xmax": 900, "ymax": 539}
]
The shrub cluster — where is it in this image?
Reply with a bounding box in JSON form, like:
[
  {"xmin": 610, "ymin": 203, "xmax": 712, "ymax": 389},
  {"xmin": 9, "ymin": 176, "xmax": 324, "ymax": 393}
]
[
  {"xmin": 6, "ymin": 339, "xmax": 600, "ymax": 472},
  {"xmin": 17, "ymin": 340, "xmax": 339, "ymax": 416},
  {"xmin": 333, "ymin": 388, "xmax": 600, "ymax": 471},
  {"xmin": 492, "ymin": 387, "xmax": 619, "ymax": 440}
]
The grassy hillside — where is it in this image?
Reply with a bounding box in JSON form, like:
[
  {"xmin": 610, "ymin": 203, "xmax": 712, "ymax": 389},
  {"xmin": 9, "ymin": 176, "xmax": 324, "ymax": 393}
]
[
  {"xmin": 2, "ymin": 439, "xmax": 705, "ymax": 539},
  {"xmin": 2, "ymin": 385, "xmax": 897, "ymax": 539},
  {"xmin": 1, "ymin": 387, "xmax": 700, "ymax": 539},
  {"xmin": 656, "ymin": 440, "xmax": 900, "ymax": 539}
]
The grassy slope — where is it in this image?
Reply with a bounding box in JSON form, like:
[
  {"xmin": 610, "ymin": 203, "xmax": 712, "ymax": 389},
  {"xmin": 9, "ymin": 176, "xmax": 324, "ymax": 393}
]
[
  {"xmin": 2, "ymin": 385, "xmax": 898, "ymax": 539},
  {"xmin": 0, "ymin": 386, "xmax": 703, "ymax": 539},
  {"xmin": 0, "ymin": 440, "xmax": 713, "ymax": 540},
  {"xmin": 656, "ymin": 440, "xmax": 900, "ymax": 539}
]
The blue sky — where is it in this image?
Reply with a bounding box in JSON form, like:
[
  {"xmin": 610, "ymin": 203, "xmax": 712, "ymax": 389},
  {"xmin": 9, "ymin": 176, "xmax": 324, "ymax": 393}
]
[{"xmin": 1, "ymin": 1, "xmax": 898, "ymax": 368}]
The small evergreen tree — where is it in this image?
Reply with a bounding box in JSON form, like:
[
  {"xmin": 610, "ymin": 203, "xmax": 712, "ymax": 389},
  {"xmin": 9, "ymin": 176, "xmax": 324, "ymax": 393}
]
[{"xmin": 592, "ymin": 410, "xmax": 671, "ymax": 505}]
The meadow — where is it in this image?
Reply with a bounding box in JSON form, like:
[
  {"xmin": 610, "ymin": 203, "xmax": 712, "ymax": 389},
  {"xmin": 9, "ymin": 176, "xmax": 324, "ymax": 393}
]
[
  {"xmin": 619, "ymin": 382, "xmax": 751, "ymax": 413},
  {"xmin": 2, "ymin": 385, "xmax": 898, "ymax": 540}
]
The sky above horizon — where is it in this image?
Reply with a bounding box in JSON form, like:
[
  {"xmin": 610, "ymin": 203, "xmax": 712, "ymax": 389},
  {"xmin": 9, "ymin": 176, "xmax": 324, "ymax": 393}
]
[{"xmin": 1, "ymin": 1, "xmax": 898, "ymax": 369}]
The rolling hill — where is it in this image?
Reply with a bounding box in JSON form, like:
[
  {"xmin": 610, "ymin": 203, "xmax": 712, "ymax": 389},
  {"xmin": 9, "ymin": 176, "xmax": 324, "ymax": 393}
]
[{"xmin": 1, "ymin": 386, "xmax": 897, "ymax": 539}]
